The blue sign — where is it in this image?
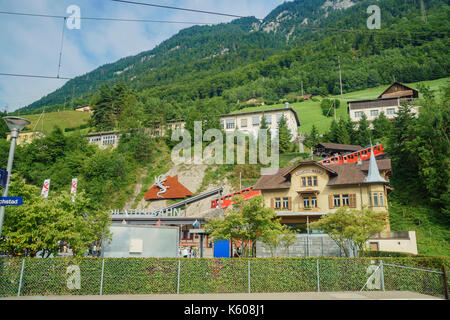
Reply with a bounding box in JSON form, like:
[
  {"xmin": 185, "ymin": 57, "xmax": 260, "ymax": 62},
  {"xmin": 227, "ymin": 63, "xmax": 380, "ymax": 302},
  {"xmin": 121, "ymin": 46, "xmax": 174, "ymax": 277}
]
[
  {"xmin": 213, "ymin": 240, "xmax": 230, "ymax": 258},
  {"xmin": 0, "ymin": 169, "xmax": 7, "ymax": 188},
  {"xmin": 0, "ymin": 197, "xmax": 23, "ymax": 206}
]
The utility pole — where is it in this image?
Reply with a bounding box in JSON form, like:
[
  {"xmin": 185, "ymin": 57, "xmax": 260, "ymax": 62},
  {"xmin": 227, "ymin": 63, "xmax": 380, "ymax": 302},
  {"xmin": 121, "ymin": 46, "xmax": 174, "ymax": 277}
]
[
  {"xmin": 334, "ymin": 99, "xmax": 336, "ymax": 121},
  {"xmin": 338, "ymin": 56, "xmax": 343, "ymax": 100}
]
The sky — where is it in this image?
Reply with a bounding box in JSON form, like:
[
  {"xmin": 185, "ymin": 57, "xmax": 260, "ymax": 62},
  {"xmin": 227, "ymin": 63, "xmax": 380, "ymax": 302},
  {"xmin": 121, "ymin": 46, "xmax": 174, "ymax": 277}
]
[{"xmin": 0, "ymin": 0, "xmax": 288, "ymax": 112}]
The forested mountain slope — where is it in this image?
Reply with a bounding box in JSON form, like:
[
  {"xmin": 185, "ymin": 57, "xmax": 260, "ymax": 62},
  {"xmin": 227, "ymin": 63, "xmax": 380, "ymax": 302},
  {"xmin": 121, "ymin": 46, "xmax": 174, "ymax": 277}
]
[{"xmin": 16, "ymin": 0, "xmax": 450, "ymax": 117}]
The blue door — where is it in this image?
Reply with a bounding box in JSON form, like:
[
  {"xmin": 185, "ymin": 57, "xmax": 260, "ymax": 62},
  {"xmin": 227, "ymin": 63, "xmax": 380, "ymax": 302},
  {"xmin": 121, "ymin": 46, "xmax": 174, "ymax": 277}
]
[{"xmin": 213, "ymin": 240, "xmax": 230, "ymax": 258}]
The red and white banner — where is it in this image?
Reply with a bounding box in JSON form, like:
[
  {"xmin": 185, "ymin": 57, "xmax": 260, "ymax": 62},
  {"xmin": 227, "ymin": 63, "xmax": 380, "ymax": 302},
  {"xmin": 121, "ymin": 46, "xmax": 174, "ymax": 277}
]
[
  {"xmin": 41, "ymin": 179, "xmax": 50, "ymax": 198},
  {"xmin": 71, "ymin": 178, "xmax": 78, "ymax": 195}
]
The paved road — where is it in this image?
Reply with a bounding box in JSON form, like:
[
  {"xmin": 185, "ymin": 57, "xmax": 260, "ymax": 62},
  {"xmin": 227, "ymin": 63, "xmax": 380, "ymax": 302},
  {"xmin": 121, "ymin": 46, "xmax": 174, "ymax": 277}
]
[{"xmin": 1, "ymin": 291, "xmax": 443, "ymax": 300}]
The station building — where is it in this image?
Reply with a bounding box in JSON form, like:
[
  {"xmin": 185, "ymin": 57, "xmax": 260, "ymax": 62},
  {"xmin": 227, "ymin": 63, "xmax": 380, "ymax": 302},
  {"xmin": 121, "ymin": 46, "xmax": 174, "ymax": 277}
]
[{"xmin": 253, "ymin": 152, "xmax": 393, "ymax": 233}]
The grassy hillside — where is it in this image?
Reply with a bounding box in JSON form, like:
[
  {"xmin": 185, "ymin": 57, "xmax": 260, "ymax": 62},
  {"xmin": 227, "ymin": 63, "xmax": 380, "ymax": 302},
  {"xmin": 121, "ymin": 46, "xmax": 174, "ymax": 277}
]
[
  {"xmin": 235, "ymin": 77, "xmax": 450, "ymax": 134},
  {"xmin": 21, "ymin": 111, "xmax": 91, "ymax": 134}
]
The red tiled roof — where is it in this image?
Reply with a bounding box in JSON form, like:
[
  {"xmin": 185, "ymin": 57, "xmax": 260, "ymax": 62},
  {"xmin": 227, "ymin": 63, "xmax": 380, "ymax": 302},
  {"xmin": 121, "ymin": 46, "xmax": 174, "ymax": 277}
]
[{"xmin": 145, "ymin": 175, "xmax": 193, "ymax": 200}]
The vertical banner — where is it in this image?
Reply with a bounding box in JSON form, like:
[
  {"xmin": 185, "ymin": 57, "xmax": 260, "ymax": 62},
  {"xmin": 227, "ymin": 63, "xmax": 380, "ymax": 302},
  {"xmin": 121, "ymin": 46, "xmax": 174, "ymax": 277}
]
[
  {"xmin": 71, "ymin": 178, "xmax": 78, "ymax": 202},
  {"xmin": 41, "ymin": 179, "xmax": 50, "ymax": 198}
]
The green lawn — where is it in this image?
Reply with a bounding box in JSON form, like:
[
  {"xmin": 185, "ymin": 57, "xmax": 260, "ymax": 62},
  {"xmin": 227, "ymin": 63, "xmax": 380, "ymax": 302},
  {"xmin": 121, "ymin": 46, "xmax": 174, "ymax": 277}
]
[
  {"xmin": 21, "ymin": 110, "xmax": 91, "ymax": 134},
  {"xmin": 235, "ymin": 77, "xmax": 450, "ymax": 134}
]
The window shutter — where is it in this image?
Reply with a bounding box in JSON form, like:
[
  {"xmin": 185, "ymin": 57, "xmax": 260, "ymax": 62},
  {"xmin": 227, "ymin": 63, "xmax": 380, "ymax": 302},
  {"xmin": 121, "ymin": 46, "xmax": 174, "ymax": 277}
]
[
  {"xmin": 288, "ymin": 197, "xmax": 292, "ymax": 210},
  {"xmin": 328, "ymin": 195, "xmax": 334, "ymax": 209},
  {"xmin": 350, "ymin": 194, "xmax": 357, "ymax": 208},
  {"xmin": 271, "ymin": 198, "xmax": 274, "ymax": 209}
]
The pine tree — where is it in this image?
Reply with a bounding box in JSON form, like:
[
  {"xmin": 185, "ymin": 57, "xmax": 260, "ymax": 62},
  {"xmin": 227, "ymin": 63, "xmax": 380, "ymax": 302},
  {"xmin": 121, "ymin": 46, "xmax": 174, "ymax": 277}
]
[
  {"xmin": 305, "ymin": 124, "xmax": 320, "ymax": 149},
  {"xmin": 277, "ymin": 115, "xmax": 292, "ymax": 153},
  {"xmin": 336, "ymin": 118, "xmax": 351, "ymax": 144},
  {"xmin": 356, "ymin": 113, "xmax": 371, "ymax": 146},
  {"xmin": 326, "ymin": 119, "xmax": 340, "ymax": 143},
  {"xmin": 372, "ymin": 112, "xmax": 392, "ymax": 140}
]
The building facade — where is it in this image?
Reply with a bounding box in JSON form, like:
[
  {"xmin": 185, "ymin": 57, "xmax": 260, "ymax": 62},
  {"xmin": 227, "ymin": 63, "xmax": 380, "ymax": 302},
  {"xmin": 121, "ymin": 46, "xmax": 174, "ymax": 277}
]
[
  {"xmin": 86, "ymin": 107, "xmax": 301, "ymax": 148},
  {"xmin": 86, "ymin": 130, "xmax": 120, "ymax": 149},
  {"xmin": 348, "ymin": 82, "xmax": 420, "ymax": 123},
  {"xmin": 6, "ymin": 131, "xmax": 45, "ymax": 145},
  {"xmin": 220, "ymin": 107, "xmax": 300, "ymax": 142},
  {"xmin": 253, "ymin": 158, "xmax": 392, "ymax": 233}
]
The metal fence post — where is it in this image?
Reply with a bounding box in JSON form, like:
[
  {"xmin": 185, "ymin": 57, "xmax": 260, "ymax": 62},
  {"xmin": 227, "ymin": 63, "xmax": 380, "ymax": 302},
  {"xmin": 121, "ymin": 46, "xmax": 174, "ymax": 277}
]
[
  {"xmin": 316, "ymin": 259, "xmax": 320, "ymax": 292},
  {"xmin": 17, "ymin": 259, "xmax": 25, "ymax": 297},
  {"xmin": 177, "ymin": 260, "xmax": 181, "ymax": 294},
  {"xmin": 99, "ymin": 259, "xmax": 105, "ymax": 296},
  {"xmin": 442, "ymin": 265, "xmax": 449, "ymax": 300},
  {"xmin": 380, "ymin": 260, "xmax": 385, "ymax": 291},
  {"xmin": 248, "ymin": 260, "xmax": 251, "ymax": 294}
]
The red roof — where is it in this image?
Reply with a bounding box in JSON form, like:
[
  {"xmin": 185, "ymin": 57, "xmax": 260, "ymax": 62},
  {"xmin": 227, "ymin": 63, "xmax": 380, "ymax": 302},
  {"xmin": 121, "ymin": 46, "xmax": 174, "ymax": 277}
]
[{"xmin": 145, "ymin": 175, "xmax": 193, "ymax": 200}]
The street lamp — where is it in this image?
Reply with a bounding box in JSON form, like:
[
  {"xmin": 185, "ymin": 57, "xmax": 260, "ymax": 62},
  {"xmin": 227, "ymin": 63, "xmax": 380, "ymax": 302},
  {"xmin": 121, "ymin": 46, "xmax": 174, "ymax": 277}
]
[{"xmin": 0, "ymin": 116, "xmax": 30, "ymax": 237}]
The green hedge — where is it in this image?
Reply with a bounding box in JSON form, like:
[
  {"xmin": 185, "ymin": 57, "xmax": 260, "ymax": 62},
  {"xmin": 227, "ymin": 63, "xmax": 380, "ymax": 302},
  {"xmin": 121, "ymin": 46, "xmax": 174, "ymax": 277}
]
[{"xmin": 1, "ymin": 257, "xmax": 448, "ymax": 298}]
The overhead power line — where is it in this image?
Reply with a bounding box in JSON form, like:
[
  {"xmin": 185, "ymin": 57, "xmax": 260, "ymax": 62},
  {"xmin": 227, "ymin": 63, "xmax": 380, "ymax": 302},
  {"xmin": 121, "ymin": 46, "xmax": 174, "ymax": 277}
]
[
  {"xmin": 0, "ymin": 10, "xmax": 213, "ymax": 25},
  {"xmin": 0, "ymin": 72, "xmax": 72, "ymax": 80},
  {"xmin": 109, "ymin": 0, "xmax": 259, "ymax": 20}
]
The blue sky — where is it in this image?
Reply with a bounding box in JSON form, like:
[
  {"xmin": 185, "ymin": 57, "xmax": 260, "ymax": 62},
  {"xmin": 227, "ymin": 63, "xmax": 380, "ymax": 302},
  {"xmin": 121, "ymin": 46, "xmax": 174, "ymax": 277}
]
[{"xmin": 0, "ymin": 0, "xmax": 287, "ymax": 112}]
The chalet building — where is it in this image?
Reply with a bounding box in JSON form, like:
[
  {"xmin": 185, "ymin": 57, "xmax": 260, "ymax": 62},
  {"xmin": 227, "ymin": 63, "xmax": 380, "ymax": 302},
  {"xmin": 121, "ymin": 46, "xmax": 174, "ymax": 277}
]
[
  {"xmin": 219, "ymin": 107, "xmax": 301, "ymax": 142},
  {"xmin": 6, "ymin": 131, "xmax": 45, "ymax": 145},
  {"xmin": 253, "ymin": 151, "xmax": 393, "ymax": 233},
  {"xmin": 348, "ymin": 82, "xmax": 420, "ymax": 123},
  {"xmin": 314, "ymin": 142, "xmax": 362, "ymax": 158}
]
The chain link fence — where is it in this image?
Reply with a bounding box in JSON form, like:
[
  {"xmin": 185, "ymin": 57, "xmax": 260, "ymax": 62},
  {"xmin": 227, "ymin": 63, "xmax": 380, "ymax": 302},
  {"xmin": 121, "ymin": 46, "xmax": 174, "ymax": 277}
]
[{"xmin": 0, "ymin": 258, "xmax": 448, "ymax": 298}]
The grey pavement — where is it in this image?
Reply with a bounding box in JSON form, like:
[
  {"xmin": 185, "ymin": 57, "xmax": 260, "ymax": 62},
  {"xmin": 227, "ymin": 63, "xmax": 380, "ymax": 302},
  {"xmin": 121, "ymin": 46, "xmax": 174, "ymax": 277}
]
[{"xmin": 1, "ymin": 291, "xmax": 443, "ymax": 300}]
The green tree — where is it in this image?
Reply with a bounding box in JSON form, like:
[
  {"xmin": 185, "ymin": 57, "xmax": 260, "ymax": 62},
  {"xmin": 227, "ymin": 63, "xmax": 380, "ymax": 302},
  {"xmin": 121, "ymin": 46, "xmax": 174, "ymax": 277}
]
[
  {"xmin": 356, "ymin": 113, "xmax": 371, "ymax": 146},
  {"xmin": 372, "ymin": 112, "xmax": 392, "ymax": 140},
  {"xmin": 406, "ymin": 84, "xmax": 450, "ymax": 213},
  {"xmin": 205, "ymin": 195, "xmax": 282, "ymax": 257},
  {"xmin": 0, "ymin": 110, "xmax": 8, "ymax": 139},
  {"xmin": 336, "ymin": 118, "xmax": 351, "ymax": 144},
  {"xmin": 0, "ymin": 177, "xmax": 111, "ymax": 257},
  {"xmin": 304, "ymin": 124, "xmax": 320, "ymax": 149},
  {"xmin": 325, "ymin": 119, "xmax": 339, "ymax": 143},
  {"xmin": 311, "ymin": 207, "xmax": 386, "ymax": 257},
  {"xmin": 277, "ymin": 115, "xmax": 292, "ymax": 153}
]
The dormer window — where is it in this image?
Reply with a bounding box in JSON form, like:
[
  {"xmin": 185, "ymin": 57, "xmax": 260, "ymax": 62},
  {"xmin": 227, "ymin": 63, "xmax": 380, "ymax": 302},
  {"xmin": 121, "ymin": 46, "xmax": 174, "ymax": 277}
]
[{"xmin": 301, "ymin": 176, "xmax": 318, "ymax": 187}]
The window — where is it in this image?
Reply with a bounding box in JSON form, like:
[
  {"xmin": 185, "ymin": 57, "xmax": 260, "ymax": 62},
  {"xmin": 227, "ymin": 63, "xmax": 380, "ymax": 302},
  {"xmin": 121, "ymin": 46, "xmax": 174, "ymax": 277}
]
[
  {"xmin": 370, "ymin": 110, "xmax": 379, "ymax": 117},
  {"xmin": 303, "ymin": 196, "xmax": 317, "ymax": 208},
  {"xmin": 264, "ymin": 114, "xmax": 272, "ymax": 126},
  {"xmin": 240, "ymin": 119, "xmax": 248, "ymax": 128},
  {"xmin": 226, "ymin": 119, "xmax": 235, "ymax": 129},
  {"xmin": 276, "ymin": 114, "xmax": 282, "ymax": 123},
  {"xmin": 103, "ymin": 135, "xmax": 116, "ymax": 145},
  {"xmin": 387, "ymin": 108, "xmax": 395, "ymax": 115},
  {"xmin": 282, "ymin": 197, "xmax": 289, "ymax": 209},
  {"xmin": 355, "ymin": 111, "xmax": 363, "ymax": 118},
  {"xmin": 333, "ymin": 195, "xmax": 341, "ymax": 207},
  {"xmin": 252, "ymin": 116, "xmax": 260, "ymax": 127},
  {"xmin": 372, "ymin": 192, "xmax": 384, "ymax": 206},
  {"xmin": 274, "ymin": 198, "xmax": 281, "ymax": 209},
  {"xmin": 301, "ymin": 176, "xmax": 318, "ymax": 187},
  {"xmin": 373, "ymin": 193, "xmax": 379, "ymax": 206},
  {"xmin": 342, "ymin": 194, "xmax": 349, "ymax": 206}
]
